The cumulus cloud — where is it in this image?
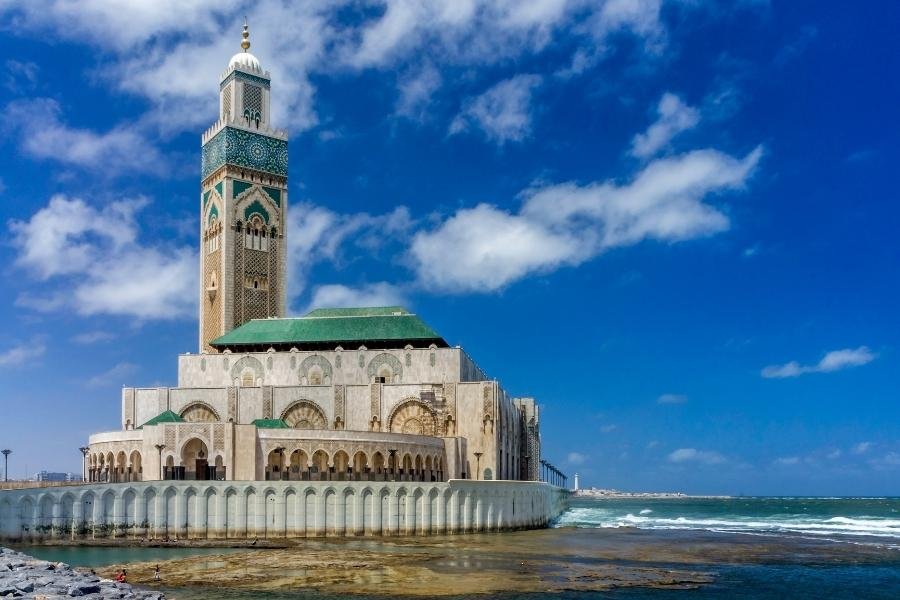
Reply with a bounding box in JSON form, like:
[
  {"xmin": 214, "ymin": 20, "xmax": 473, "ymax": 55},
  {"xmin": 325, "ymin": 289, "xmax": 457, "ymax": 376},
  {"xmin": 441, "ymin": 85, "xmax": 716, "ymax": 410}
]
[
  {"xmin": 657, "ymin": 393, "xmax": 687, "ymax": 404},
  {"xmin": 286, "ymin": 202, "xmax": 413, "ymax": 301},
  {"xmin": 631, "ymin": 93, "xmax": 700, "ymax": 158},
  {"xmin": 410, "ymin": 146, "xmax": 762, "ymax": 292},
  {"xmin": 3, "ymin": 98, "xmax": 165, "ymax": 175},
  {"xmin": 761, "ymin": 346, "xmax": 876, "ymax": 378},
  {"xmin": 449, "ymin": 74, "xmax": 543, "ymax": 144},
  {"xmin": 0, "ymin": 340, "xmax": 46, "ymax": 367},
  {"xmin": 567, "ymin": 452, "xmax": 588, "ymax": 465},
  {"xmin": 0, "ymin": 1, "xmax": 673, "ymax": 136},
  {"xmin": 10, "ymin": 195, "xmax": 196, "ymax": 320},
  {"xmin": 304, "ymin": 283, "xmax": 407, "ymax": 313},
  {"xmin": 667, "ymin": 448, "xmax": 726, "ymax": 465}
]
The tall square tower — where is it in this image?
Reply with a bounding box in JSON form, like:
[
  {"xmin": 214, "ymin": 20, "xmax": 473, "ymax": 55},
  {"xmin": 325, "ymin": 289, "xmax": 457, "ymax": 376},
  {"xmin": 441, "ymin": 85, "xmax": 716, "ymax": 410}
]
[{"xmin": 199, "ymin": 25, "xmax": 288, "ymax": 352}]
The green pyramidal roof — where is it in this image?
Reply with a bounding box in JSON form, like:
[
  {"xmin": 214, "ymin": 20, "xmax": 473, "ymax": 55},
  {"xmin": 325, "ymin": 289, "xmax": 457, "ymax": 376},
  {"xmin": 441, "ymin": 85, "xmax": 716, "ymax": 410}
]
[
  {"xmin": 252, "ymin": 418, "xmax": 289, "ymax": 429},
  {"xmin": 139, "ymin": 410, "xmax": 184, "ymax": 428},
  {"xmin": 209, "ymin": 306, "xmax": 448, "ymax": 351}
]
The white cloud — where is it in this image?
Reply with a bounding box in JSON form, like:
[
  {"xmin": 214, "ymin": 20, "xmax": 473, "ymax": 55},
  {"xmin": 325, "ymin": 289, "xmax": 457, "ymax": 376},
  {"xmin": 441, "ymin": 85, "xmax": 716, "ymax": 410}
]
[
  {"xmin": 1, "ymin": 1, "xmax": 673, "ymax": 137},
  {"xmin": 826, "ymin": 449, "xmax": 842, "ymax": 460},
  {"xmin": 304, "ymin": 283, "xmax": 407, "ymax": 313},
  {"xmin": 567, "ymin": 452, "xmax": 588, "ymax": 465},
  {"xmin": 449, "ymin": 74, "xmax": 542, "ymax": 144},
  {"xmin": 86, "ymin": 362, "xmax": 138, "ymax": 388},
  {"xmin": 286, "ymin": 202, "xmax": 413, "ymax": 302},
  {"xmin": 4, "ymin": 98, "xmax": 165, "ymax": 175},
  {"xmin": 631, "ymin": 93, "xmax": 700, "ymax": 158},
  {"xmin": 852, "ymin": 441, "xmax": 872, "ymax": 455},
  {"xmin": 10, "ymin": 195, "xmax": 196, "ymax": 320},
  {"xmin": 667, "ymin": 448, "xmax": 726, "ymax": 465},
  {"xmin": 657, "ymin": 393, "xmax": 687, "ymax": 404},
  {"xmin": 411, "ymin": 146, "xmax": 762, "ymax": 292},
  {"xmin": 600, "ymin": 424, "xmax": 618, "ymax": 433},
  {"xmin": 762, "ymin": 346, "xmax": 876, "ymax": 378},
  {"xmin": 871, "ymin": 452, "xmax": 900, "ymax": 468},
  {"xmin": 0, "ymin": 341, "xmax": 46, "ymax": 367},
  {"xmin": 774, "ymin": 456, "xmax": 800, "ymax": 466},
  {"xmin": 395, "ymin": 63, "xmax": 442, "ymax": 121},
  {"xmin": 71, "ymin": 331, "xmax": 117, "ymax": 345}
]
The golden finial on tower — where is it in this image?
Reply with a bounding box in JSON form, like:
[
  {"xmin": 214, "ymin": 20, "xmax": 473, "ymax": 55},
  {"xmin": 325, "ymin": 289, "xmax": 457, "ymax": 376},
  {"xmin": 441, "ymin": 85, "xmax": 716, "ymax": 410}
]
[{"xmin": 241, "ymin": 18, "xmax": 251, "ymax": 52}]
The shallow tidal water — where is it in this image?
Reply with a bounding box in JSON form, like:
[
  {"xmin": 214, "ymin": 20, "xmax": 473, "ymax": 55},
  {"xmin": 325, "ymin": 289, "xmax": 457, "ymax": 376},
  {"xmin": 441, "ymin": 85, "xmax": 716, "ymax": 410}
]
[{"xmin": 16, "ymin": 497, "xmax": 900, "ymax": 599}]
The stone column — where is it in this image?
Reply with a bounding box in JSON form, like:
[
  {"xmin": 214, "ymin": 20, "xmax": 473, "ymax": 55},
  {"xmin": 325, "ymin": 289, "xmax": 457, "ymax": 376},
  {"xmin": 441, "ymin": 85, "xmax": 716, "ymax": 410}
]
[
  {"xmin": 216, "ymin": 491, "xmax": 227, "ymax": 539},
  {"xmin": 422, "ymin": 491, "xmax": 432, "ymax": 535},
  {"xmin": 272, "ymin": 490, "xmax": 286, "ymax": 538},
  {"xmin": 195, "ymin": 490, "xmax": 208, "ymax": 539},
  {"xmin": 112, "ymin": 494, "xmax": 124, "ymax": 538},
  {"xmin": 154, "ymin": 493, "xmax": 166, "ymax": 539},
  {"xmin": 72, "ymin": 497, "xmax": 83, "ymax": 541},
  {"xmin": 175, "ymin": 491, "xmax": 187, "ymax": 539},
  {"xmin": 50, "ymin": 498, "xmax": 61, "ymax": 539},
  {"xmin": 134, "ymin": 492, "xmax": 146, "ymax": 539},
  {"xmin": 387, "ymin": 491, "xmax": 399, "ymax": 536},
  {"xmin": 372, "ymin": 491, "xmax": 383, "ymax": 536}
]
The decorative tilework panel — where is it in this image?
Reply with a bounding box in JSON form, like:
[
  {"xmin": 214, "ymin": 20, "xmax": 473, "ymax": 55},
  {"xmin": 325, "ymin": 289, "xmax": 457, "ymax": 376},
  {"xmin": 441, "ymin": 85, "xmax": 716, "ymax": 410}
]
[
  {"xmin": 233, "ymin": 179, "xmax": 253, "ymax": 199},
  {"xmin": 201, "ymin": 126, "xmax": 288, "ymax": 179},
  {"xmin": 262, "ymin": 186, "xmax": 281, "ymax": 207},
  {"xmin": 243, "ymin": 199, "xmax": 270, "ymax": 224}
]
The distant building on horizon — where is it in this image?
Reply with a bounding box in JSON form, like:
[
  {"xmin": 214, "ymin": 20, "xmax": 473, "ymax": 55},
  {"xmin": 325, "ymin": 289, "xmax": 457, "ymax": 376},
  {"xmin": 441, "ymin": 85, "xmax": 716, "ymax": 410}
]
[{"xmin": 32, "ymin": 471, "xmax": 81, "ymax": 483}]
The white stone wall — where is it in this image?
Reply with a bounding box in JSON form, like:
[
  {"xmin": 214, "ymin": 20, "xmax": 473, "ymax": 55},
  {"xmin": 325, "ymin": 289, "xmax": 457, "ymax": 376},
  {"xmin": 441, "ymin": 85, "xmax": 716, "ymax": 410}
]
[
  {"xmin": 0, "ymin": 481, "xmax": 567, "ymax": 542},
  {"xmin": 177, "ymin": 347, "xmax": 468, "ymax": 388}
]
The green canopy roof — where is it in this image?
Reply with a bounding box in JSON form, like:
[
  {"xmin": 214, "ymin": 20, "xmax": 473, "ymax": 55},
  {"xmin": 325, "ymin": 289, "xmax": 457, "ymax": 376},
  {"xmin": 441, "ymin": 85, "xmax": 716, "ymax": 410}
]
[
  {"xmin": 252, "ymin": 418, "xmax": 289, "ymax": 429},
  {"xmin": 210, "ymin": 306, "xmax": 447, "ymax": 351},
  {"xmin": 139, "ymin": 410, "xmax": 184, "ymax": 428}
]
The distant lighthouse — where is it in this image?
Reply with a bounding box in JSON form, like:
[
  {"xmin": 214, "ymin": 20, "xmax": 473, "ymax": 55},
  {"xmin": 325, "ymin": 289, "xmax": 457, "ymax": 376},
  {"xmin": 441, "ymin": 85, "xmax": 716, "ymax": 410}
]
[{"xmin": 574, "ymin": 473, "xmax": 580, "ymax": 492}]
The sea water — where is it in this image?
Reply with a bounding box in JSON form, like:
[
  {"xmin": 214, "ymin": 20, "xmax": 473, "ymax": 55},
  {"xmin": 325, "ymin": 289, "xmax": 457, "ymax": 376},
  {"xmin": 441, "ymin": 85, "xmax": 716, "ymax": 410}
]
[
  {"xmin": 16, "ymin": 497, "xmax": 900, "ymax": 598},
  {"xmin": 556, "ymin": 496, "xmax": 900, "ymax": 546}
]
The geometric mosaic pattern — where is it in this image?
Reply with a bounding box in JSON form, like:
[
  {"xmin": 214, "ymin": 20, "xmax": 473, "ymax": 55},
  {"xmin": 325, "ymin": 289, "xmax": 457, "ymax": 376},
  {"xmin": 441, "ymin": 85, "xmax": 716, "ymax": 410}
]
[
  {"xmin": 202, "ymin": 126, "xmax": 288, "ymax": 179},
  {"xmin": 220, "ymin": 70, "xmax": 270, "ymax": 91}
]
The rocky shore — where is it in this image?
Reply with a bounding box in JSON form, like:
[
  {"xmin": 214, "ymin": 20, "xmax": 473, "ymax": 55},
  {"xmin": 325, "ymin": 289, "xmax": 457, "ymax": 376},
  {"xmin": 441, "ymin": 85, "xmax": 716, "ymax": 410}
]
[{"xmin": 0, "ymin": 548, "xmax": 164, "ymax": 599}]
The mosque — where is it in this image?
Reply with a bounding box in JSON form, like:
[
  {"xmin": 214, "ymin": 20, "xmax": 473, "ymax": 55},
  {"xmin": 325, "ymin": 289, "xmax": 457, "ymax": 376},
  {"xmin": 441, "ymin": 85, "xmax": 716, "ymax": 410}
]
[{"xmin": 84, "ymin": 25, "xmax": 543, "ymax": 488}]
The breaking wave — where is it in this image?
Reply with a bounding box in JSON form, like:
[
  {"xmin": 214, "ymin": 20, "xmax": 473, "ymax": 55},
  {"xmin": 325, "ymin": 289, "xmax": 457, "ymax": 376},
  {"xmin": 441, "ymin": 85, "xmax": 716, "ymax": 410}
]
[{"xmin": 555, "ymin": 503, "xmax": 900, "ymax": 542}]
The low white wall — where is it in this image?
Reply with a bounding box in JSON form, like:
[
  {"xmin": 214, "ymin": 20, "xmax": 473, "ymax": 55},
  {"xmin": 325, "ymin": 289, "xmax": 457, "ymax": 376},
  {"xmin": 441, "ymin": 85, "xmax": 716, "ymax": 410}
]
[{"xmin": 0, "ymin": 480, "xmax": 567, "ymax": 542}]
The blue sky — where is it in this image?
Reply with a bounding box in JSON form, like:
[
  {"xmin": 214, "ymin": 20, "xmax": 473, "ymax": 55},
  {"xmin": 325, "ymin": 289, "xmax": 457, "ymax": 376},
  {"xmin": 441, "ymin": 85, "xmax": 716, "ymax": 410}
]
[{"xmin": 0, "ymin": 1, "xmax": 897, "ymax": 495}]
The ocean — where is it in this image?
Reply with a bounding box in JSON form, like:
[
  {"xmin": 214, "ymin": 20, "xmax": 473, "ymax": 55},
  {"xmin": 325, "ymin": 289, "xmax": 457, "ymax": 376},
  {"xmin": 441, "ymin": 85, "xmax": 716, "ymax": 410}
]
[
  {"xmin": 15, "ymin": 496, "xmax": 900, "ymax": 599},
  {"xmin": 557, "ymin": 495, "xmax": 900, "ymax": 546}
]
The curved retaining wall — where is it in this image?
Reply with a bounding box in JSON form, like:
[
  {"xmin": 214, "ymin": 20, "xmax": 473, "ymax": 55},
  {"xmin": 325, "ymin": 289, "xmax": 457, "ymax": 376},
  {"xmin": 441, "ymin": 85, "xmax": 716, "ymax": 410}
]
[{"xmin": 0, "ymin": 480, "xmax": 567, "ymax": 542}]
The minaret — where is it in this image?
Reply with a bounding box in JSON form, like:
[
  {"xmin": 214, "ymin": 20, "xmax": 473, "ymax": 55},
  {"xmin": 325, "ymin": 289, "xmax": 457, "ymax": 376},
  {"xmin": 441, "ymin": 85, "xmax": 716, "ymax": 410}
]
[{"xmin": 199, "ymin": 23, "xmax": 288, "ymax": 352}]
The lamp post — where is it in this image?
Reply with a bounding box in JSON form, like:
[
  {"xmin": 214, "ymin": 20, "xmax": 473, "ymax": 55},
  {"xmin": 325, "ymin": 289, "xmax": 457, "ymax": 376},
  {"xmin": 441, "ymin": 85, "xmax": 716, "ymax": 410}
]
[
  {"xmin": 154, "ymin": 444, "xmax": 166, "ymax": 481},
  {"xmin": 79, "ymin": 447, "xmax": 89, "ymax": 483},
  {"xmin": 1, "ymin": 449, "xmax": 11, "ymax": 482},
  {"xmin": 474, "ymin": 452, "xmax": 483, "ymax": 480}
]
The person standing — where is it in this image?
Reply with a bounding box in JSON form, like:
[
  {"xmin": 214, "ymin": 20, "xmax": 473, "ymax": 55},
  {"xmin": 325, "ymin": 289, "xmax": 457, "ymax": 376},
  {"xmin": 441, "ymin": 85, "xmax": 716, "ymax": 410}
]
[{"xmin": 154, "ymin": 564, "xmax": 161, "ymax": 581}]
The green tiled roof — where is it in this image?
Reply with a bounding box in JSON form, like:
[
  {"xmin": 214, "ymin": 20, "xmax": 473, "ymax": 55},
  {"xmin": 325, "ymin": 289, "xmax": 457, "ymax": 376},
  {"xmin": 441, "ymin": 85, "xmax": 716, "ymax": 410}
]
[
  {"xmin": 210, "ymin": 306, "xmax": 447, "ymax": 350},
  {"xmin": 139, "ymin": 410, "xmax": 184, "ymax": 428},
  {"xmin": 253, "ymin": 418, "xmax": 289, "ymax": 429}
]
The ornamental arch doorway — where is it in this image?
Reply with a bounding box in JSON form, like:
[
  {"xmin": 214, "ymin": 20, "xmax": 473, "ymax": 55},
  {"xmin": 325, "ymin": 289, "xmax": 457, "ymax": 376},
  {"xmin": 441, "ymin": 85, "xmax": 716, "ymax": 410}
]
[
  {"xmin": 181, "ymin": 438, "xmax": 210, "ymax": 481},
  {"xmin": 388, "ymin": 400, "xmax": 436, "ymax": 436}
]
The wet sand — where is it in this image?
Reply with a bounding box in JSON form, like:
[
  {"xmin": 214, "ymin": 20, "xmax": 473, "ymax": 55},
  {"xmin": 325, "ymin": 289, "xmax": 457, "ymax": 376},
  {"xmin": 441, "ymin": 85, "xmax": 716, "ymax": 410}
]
[{"xmin": 94, "ymin": 527, "xmax": 897, "ymax": 596}]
